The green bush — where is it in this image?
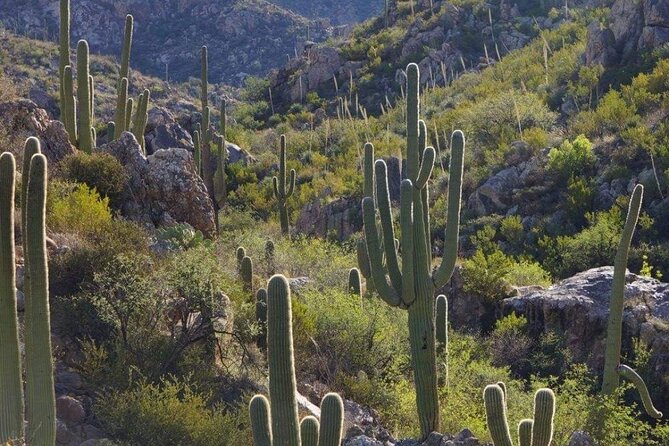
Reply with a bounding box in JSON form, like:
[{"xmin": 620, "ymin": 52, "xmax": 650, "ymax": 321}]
[
  {"xmin": 60, "ymin": 151, "xmax": 128, "ymax": 209},
  {"xmin": 48, "ymin": 182, "xmax": 113, "ymax": 235},
  {"xmin": 547, "ymin": 134, "xmax": 596, "ymax": 181},
  {"xmin": 95, "ymin": 377, "xmax": 250, "ymax": 446},
  {"xmin": 489, "ymin": 314, "xmax": 532, "ymax": 376},
  {"xmin": 461, "ymin": 248, "xmax": 514, "ymax": 301},
  {"xmin": 505, "ymin": 259, "xmax": 552, "ymax": 287}
]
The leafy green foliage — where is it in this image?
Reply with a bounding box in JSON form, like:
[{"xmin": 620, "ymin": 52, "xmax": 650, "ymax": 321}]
[
  {"xmin": 60, "ymin": 151, "xmax": 128, "ymax": 209},
  {"xmin": 48, "ymin": 182, "xmax": 112, "ymax": 235}
]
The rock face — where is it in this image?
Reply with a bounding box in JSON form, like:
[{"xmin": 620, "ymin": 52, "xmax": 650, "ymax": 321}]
[
  {"xmin": 0, "ymin": 100, "xmax": 75, "ymax": 163},
  {"xmin": 296, "ymin": 196, "xmax": 362, "ymax": 241},
  {"xmin": 1, "ymin": 0, "xmax": 329, "ymax": 85},
  {"xmin": 100, "ymin": 132, "xmax": 216, "ymax": 236},
  {"xmin": 500, "ymin": 267, "xmax": 669, "ymax": 409},
  {"xmin": 585, "ymin": 0, "xmax": 669, "ymax": 66}
]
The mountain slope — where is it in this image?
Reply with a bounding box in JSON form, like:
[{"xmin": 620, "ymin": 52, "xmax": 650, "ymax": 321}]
[{"xmin": 269, "ymin": 0, "xmax": 384, "ymax": 24}]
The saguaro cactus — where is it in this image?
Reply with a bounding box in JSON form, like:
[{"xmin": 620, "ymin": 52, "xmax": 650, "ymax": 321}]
[
  {"xmin": 249, "ymin": 275, "xmax": 344, "ymax": 446},
  {"xmin": 483, "ymin": 383, "xmax": 555, "ymax": 446},
  {"xmin": 357, "ymin": 142, "xmax": 376, "ymax": 294},
  {"xmin": 0, "ymin": 153, "xmax": 23, "ymax": 443},
  {"xmin": 113, "ymin": 77, "xmax": 129, "ymax": 138},
  {"xmin": 348, "ymin": 267, "xmax": 362, "ymax": 297},
  {"xmin": 119, "ymin": 15, "xmax": 133, "ymax": 82},
  {"xmin": 0, "ymin": 143, "xmax": 56, "ymax": 445},
  {"xmin": 132, "ymin": 89, "xmax": 151, "ymax": 151},
  {"xmin": 213, "ymin": 99, "xmax": 227, "ymax": 209},
  {"xmin": 241, "ymin": 255, "xmax": 254, "ymax": 293},
  {"xmin": 361, "ymin": 63, "xmax": 464, "ymax": 437},
  {"xmin": 236, "ymin": 246, "xmax": 246, "ymax": 271},
  {"xmin": 601, "ymin": 184, "xmax": 663, "ymax": 418},
  {"xmin": 273, "ymin": 135, "xmax": 296, "ymax": 235},
  {"xmin": 76, "ymin": 40, "xmax": 94, "ymax": 153}
]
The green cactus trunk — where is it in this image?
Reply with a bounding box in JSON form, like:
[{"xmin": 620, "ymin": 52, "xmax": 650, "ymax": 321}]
[
  {"xmin": 0, "ymin": 153, "xmax": 24, "ymax": 444},
  {"xmin": 266, "ymin": 275, "xmax": 301, "ymax": 446},
  {"xmin": 193, "ymin": 128, "xmax": 202, "ymax": 174},
  {"xmin": 236, "ymin": 246, "xmax": 246, "ymax": 271},
  {"xmin": 241, "ymin": 256, "xmax": 253, "ymax": 293},
  {"xmin": 113, "ymin": 78, "xmax": 128, "ymax": 139},
  {"xmin": 531, "ymin": 389, "xmax": 555, "ymax": 446},
  {"xmin": 24, "ymin": 153, "xmax": 56, "ymax": 445},
  {"xmin": 272, "ymin": 135, "xmax": 296, "ymax": 236},
  {"xmin": 62, "ymin": 66, "xmax": 77, "ymax": 143},
  {"xmin": 601, "ymin": 184, "xmax": 663, "ymax": 419},
  {"xmin": 125, "ymin": 98, "xmax": 134, "ymax": 132},
  {"xmin": 119, "ymin": 15, "xmax": 133, "ymax": 82},
  {"xmin": 357, "ymin": 142, "xmax": 375, "ymax": 294},
  {"xmin": 348, "ymin": 267, "xmax": 362, "ymax": 297},
  {"xmin": 132, "ymin": 89, "xmax": 150, "ymax": 151},
  {"xmin": 213, "ymin": 100, "xmax": 227, "ymax": 209},
  {"xmin": 518, "ymin": 420, "xmax": 532, "ymax": 446},
  {"xmin": 76, "ymin": 40, "xmax": 94, "ymax": 153},
  {"xmin": 317, "ymin": 393, "xmax": 344, "ymax": 446},
  {"xmin": 361, "ymin": 63, "xmax": 464, "ymax": 438},
  {"xmin": 300, "ymin": 417, "xmax": 319, "ymax": 446},
  {"xmin": 249, "ymin": 395, "xmax": 272, "ymax": 446}
]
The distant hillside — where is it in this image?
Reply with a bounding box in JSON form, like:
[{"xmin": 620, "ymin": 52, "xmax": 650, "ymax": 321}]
[
  {"xmin": 269, "ymin": 0, "xmax": 384, "ymax": 24},
  {"xmin": 0, "ymin": 0, "xmax": 331, "ymax": 85}
]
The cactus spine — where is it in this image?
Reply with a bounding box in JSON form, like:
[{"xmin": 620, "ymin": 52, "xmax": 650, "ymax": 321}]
[
  {"xmin": 300, "ymin": 416, "xmax": 319, "ymax": 446},
  {"xmin": 250, "ymin": 275, "xmax": 345, "ymax": 446},
  {"xmin": 0, "ymin": 153, "xmax": 23, "ymax": 444},
  {"xmin": 361, "ymin": 63, "xmax": 464, "ymax": 437},
  {"xmin": 76, "ymin": 40, "xmax": 94, "ymax": 153},
  {"xmin": 348, "ymin": 267, "xmax": 362, "ymax": 297},
  {"xmin": 241, "ymin": 255, "xmax": 254, "ymax": 293},
  {"xmin": 483, "ymin": 384, "xmax": 555, "ymax": 446},
  {"xmin": 272, "ymin": 135, "xmax": 296, "ymax": 235},
  {"xmin": 601, "ymin": 184, "xmax": 663, "ymax": 418}
]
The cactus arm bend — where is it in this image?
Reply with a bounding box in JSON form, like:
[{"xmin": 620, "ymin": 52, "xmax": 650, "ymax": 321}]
[
  {"xmin": 415, "ymin": 147, "xmax": 436, "ymax": 190},
  {"xmin": 602, "ymin": 184, "xmax": 643, "ymax": 395},
  {"xmin": 617, "ymin": 364, "xmax": 663, "ymax": 419},
  {"xmin": 374, "ymin": 160, "xmax": 402, "ymax": 292},
  {"xmin": 272, "ymin": 176, "xmax": 280, "ymax": 199},
  {"xmin": 286, "ymin": 169, "xmax": 296, "ymax": 198},
  {"xmin": 249, "ymin": 395, "xmax": 272, "ymax": 446},
  {"xmin": 433, "ymin": 130, "xmax": 465, "ymax": 287},
  {"xmin": 362, "ymin": 197, "xmax": 401, "ymax": 307}
]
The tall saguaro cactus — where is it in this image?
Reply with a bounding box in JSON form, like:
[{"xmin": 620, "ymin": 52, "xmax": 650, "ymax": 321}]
[
  {"xmin": 76, "ymin": 40, "xmax": 94, "ymax": 153},
  {"xmin": 273, "ymin": 135, "xmax": 296, "ymax": 235},
  {"xmin": 361, "ymin": 63, "xmax": 465, "ymax": 437},
  {"xmin": 0, "ymin": 142, "xmax": 56, "ymax": 445},
  {"xmin": 249, "ymin": 275, "xmax": 344, "ymax": 446},
  {"xmin": 357, "ymin": 142, "xmax": 376, "ymax": 294},
  {"xmin": 483, "ymin": 383, "xmax": 556, "ymax": 446},
  {"xmin": 601, "ymin": 185, "xmax": 663, "ymax": 418},
  {"xmin": 119, "ymin": 14, "xmax": 133, "ymax": 83}
]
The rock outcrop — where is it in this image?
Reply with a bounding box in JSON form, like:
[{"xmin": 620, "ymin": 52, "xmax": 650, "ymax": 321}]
[
  {"xmin": 0, "ymin": 100, "xmax": 75, "ymax": 164},
  {"xmin": 100, "ymin": 132, "xmax": 216, "ymax": 236},
  {"xmin": 585, "ymin": 0, "xmax": 669, "ymax": 66},
  {"xmin": 295, "ymin": 196, "xmax": 362, "ymax": 241}
]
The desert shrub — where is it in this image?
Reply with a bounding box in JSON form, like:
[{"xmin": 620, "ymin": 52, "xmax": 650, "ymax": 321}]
[
  {"xmin": 95, "ymin": 377, "xmax": 249, "ymax": 446},
  {"xmin": 156, "ymin": 224, "xmax": 212, "ymax": 251},
  {"xmin": 505, "ymin": 259, "xmax": 552, "ymax": 287},
  {"xmin": 60, "ymin": 151, "xmax": 127, "ymax": 209},
  {"xmin": 462, "ymin": 248, "xmax": 513, "ymax": 301},
  {"xmin": 499, "ymin": 215, "xmax": 525, "ymax": 254},
  {"xmin": 48, "ymin": 182, "xmax": 112, "ymax": 235},
  {"xmin": 547, "ymin": 134, "xmax": 596, "ymax": 181},
  {"xmin": 489, "ymin": 314, "xmax": 532, "ymax": 376}
]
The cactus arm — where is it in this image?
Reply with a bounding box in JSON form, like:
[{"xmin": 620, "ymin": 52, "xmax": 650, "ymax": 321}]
[
  {"xmin": 266, "ymin": 275, "xmax": 301, "ymax": 446},
  {"xmin": 76, "ymin": 40, "xmax": 93, "ymax": 153},
  {"xmin": 433, "ymin": 130, "xmax": 465, "ymax": 287},
  {"xmin": 602, "ymin": 184, "xmax": 643, "ymax": 395},
  {"xmin": 62, "ymin": 66, "xmax": 76, "ymax": 142},
  {"xmin": 531, "ymin": 389, "xmax": 555, "ymax": 446},
  {"xmin": 483, "ymin": 384, "xmax": 514, "ymax": 446},
  {"xmin": 363, "ymin": 142, "xmax": 374, "ymax": 198},
  {"xmin": 24, "ymin": 154, "xmax": 56, "ymax": 445},
  {"xmin": 436, "ymin": 294, "xmax": 448, "ymax": 356},
  {"xmin": 272, "ymin": 177, "xmax": 280, "ymax": 199},
  {"xmin": 405, "ymin": 63, "xmax": 420, "ymax": 179},
  {"xmin": 318, "ymin": 393, "xmax": 344, "ymax": 446},
  {"xmin": 374, "ymin": 160, "xmax": 402, "ymax": 292},
  {"xmin": 300, "ymin": 416, "xmax": 319, "ymax": 446},
  {"xmin": 518, "ymin": 420, "xmax": 532, "ymax": 446},
  {"xmin": 119, "ymin": 15, "xmax": 133, "ymax": 82},
  {"xmin": 415, "ymin": 147, "xmax": 436, "ymax": 190},
  {"xmin": 0, "ymin": 153, "xmax": 24, "ymax": 444},
  {"xmin": 125, "ymin": 98, "xmax": 133, "ymax": 132},
  {"xmin": 113, "ymin": 78, "xmax": 128, "ymax": 139},
  {"xmin": 362, "ymin": 197, "xmax": 400, "ymax": 307},
  {"xmin": 617, "ymin": 364, "xmax": 663, "ymax": 419},
  {"xmin": 356, "ymin": 239, "xmax": 371, "ymax": 279},
  {"xmin": 89, "ymin": 75, "xmax": 95, "ymax": 124},
  {"xmin": 249, "ymin": 395, "xmax": 272, "ymax": 446},
  {"xmin": 400, "ymin": 180, "xmax": 416, "ymax": 307}
]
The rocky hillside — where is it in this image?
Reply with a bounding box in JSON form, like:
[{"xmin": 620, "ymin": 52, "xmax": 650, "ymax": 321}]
[
  {"xmin": 0, "ymin": 0, "xmax": 332, "ymax": 85},
  {"xmin": 270, "ymin": 0, "xmax": 384, "ymax": 24}
]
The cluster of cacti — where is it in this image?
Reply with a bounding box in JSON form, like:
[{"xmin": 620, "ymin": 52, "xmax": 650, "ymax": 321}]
[
  {"xmin": 601, "ymin": 184, "xmax": 663, "ymax": 418},
  {"xmin": 0, "ymin": 138, "xmax": 56, "ymax": 445},
  {"xmin": 483, "ymin": 383, "xmax": 555, "ymax": 446},
  {"xmin": 360, "ymin": 62, "xmax": 464, "ymax": 437},
  {"xmin": 273, "ymin": 135, "xmax": 296, "ymax": 236},
  {"xmin": 347, "ymin": 267, "xmax": 362, "ymax": 297},
  {"xmin": 249, "ymin": 275, "xmax": 344, "ymax": 446}
]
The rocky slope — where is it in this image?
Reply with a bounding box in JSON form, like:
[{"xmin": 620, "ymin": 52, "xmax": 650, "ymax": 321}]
[
  {"xmin": 0, "ymin": 0, "xmax": 331, "ymax": 85},
  {"xmin": 270, "ymin": 0, "xmax": 384, "ymax": 24}
]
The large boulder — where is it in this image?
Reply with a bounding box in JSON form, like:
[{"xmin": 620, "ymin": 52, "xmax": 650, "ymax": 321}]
[
  {"xmin": 100, "ymin": 132, "xmax": 216, "ymax": 236},
  {"xmin": 295, "ymin": 196, "xmax": 362, "ymax": 241},
  {"xmin": 0, "ymin": 100, "xmax": 75, "ymax": 164},
  {"xmin": 500, "ymin": 267, "xmax": 669, "ymax": 409}
]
